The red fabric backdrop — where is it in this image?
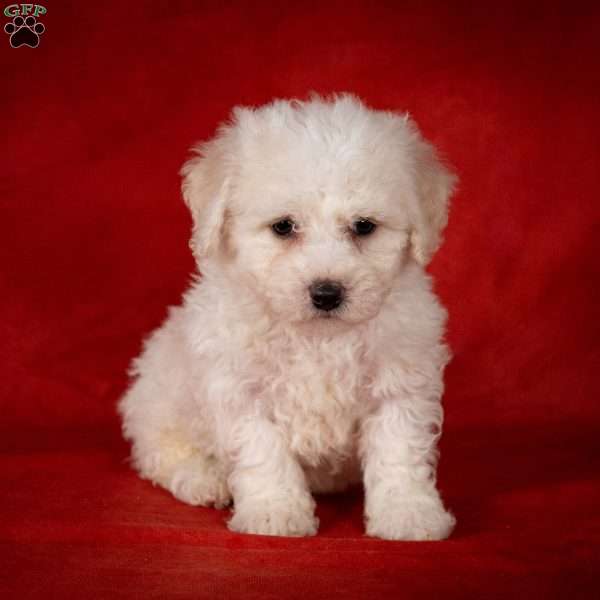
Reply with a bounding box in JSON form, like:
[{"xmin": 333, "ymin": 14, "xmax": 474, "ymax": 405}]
[{"xmin": 2, "ymin": 1, "xmax": 599, "ymax": 598}]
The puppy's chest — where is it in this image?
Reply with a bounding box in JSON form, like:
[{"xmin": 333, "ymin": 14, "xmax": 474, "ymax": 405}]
[{"xmin": 256, "ymin": 337, "xmax": 369, "ymax": 464}]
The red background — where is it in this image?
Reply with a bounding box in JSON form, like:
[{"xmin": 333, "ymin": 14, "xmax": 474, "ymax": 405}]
[{"xmin": 2, "ymin": 1, "xmax": 599, "ymax": 598}]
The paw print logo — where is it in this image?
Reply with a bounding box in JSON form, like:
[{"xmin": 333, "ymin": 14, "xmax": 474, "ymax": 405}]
[{"xmin": 4, "ymin": 15, "xmax": 45, "ymax": 48}]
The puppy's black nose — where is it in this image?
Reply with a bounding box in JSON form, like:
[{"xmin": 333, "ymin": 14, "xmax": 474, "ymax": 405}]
[{"xmin": 309, "ymin": 280, "xmax": 345, "ymax": 311}]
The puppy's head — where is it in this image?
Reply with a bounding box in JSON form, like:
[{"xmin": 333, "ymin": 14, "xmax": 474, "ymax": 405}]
[{"xmin": 182, "ymin": 94, "xmax": 456, "ymax": 326}]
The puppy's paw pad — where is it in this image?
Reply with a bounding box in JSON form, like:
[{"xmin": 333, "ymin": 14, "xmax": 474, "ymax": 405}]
[
  {"xmin": 366, "ymin": 495, "xmax": 455, "ymax": 541},
  {"xmin": 229, "ymin": 499, "xmax": 318, "ymax": 537},
  {"xmin": 169, "ymin": 458, "xmax": 231, "ymax": 508}
]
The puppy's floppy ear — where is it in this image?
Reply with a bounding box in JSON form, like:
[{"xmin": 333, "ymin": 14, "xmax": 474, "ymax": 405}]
[
  {"xmin": 180, "ymin": 135, "xmax": 232, "ymax": 259},
  {"xmin": 407, "ymin": 119, "xmax": 458, "ymax": 266}
]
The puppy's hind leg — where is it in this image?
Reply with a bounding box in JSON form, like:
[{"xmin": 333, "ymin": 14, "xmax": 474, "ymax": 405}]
[
  {"xmin": 119, "ymin": 382, "xmax": 231, "ymax": 509},
  {"xmin": 164, "ymin": 448, "xmax": 231, "ymax": 509}
]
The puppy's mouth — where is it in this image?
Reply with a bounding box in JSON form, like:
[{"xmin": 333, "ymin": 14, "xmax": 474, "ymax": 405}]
[
  {"xmin": 309, "ymin": 303, "xmax": 348, "ymax": 322},
  {"xmin": 315, "ymin": 312, "xmax": 339, "ymax": 320},
  {"xmin": 303, "ymin": 310, "xmax": 347, "ymax": 329}
]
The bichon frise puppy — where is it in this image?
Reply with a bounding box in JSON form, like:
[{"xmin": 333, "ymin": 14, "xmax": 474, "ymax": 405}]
[{"xmin": 119, "ymin": 94, "xmax": 457, "ymax": 540}]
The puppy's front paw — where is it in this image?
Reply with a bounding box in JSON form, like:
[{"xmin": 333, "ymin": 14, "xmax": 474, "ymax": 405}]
[
  {"xmin": 229, "ymin": 497, "xmax": 319, "ymax": 537},
  {"xmin": 366, "ymin": 492, "xmax": 455, "ymax": 541}
]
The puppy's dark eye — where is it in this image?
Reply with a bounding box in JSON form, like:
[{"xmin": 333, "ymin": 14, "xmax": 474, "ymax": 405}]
[
  {"xmin": 272, "ymin": 219, "xmax": 296, "ymax": 237},
  {"xmin": 352, "ymin": 219, "xmax": 377, "ymax": 236}
]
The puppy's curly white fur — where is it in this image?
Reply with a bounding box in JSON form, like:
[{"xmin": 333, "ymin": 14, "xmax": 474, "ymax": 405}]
[{"xmin": 119, "ymin": 94, "xmax": 457, "ymax": 540}]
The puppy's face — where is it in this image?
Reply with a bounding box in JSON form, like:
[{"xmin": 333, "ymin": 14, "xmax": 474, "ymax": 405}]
[
  {"xmin": 182, "ymin": 96, "xmax": 456, "ymax": 327},
  {"xmin": 228, "ymin": 158, "xmax": 411, "ymax": 326}
]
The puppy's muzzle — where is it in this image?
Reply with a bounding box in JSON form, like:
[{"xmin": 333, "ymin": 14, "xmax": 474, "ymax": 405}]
[{"xmin": 309, "ymin": 280, "xmax": 345, "ymax": 312}]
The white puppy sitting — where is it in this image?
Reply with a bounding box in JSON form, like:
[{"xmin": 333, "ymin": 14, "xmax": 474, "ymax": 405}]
[{"xmin": 119, "ymin": 94, "xmax": 457, "ymax": 540}]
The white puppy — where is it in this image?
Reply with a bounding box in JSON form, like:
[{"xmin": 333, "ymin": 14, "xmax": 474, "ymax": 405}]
[{"xmin": 119, "ymin": 94, "xmax": 457, "ymax": 540}]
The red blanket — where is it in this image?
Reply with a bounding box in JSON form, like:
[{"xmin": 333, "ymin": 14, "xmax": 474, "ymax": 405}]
[{"xmin": 2, "ymin": 1, "xmax": 599, "ymax": 598}]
